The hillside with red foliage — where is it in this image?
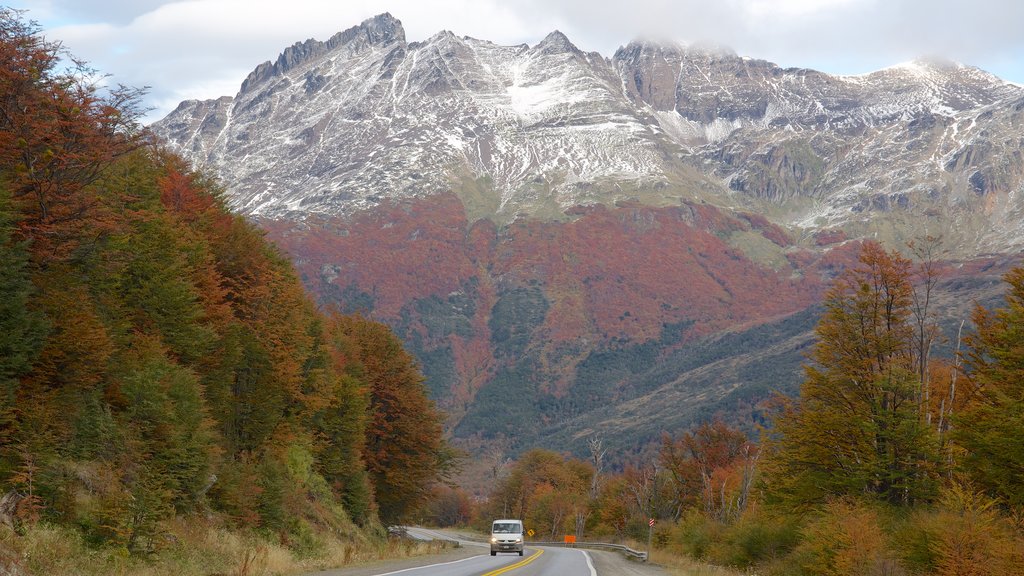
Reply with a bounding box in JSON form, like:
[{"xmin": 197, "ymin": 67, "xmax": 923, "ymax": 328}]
[{"xmin": 262, "ymin": 193, "xmax": 865, "ymax": 444}]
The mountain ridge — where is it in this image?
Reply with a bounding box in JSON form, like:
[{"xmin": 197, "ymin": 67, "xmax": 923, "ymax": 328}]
[
  {"xmin": 152, "ymin": 14, "xmax": 1024, "ymax": 457},
  {"xmin": 153, "ymin": 13, "xmax": 1024, "ymax": 257}
]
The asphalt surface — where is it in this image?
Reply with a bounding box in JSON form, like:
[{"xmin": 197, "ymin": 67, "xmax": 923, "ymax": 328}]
[{"xmin": 306, "ymin": 527, "xmax": 667, "ymax": 576}]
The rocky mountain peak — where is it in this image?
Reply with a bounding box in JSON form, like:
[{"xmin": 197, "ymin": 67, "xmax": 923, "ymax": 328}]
[
  {"xmin": 358, "ymin": 12, "xmax": 405, "ymax": 45},
  {"xmin": 534, "ymin": 30, "xmax": 580, "ymax": 55},
  {"xmin": 682, "ymin": 41, "xmax": 740, "ymax": 61},
  {"xmin": 148, "ymin": 15, "xmax": 1024, "ymax": 460},
  {"xmin": 153, "ymin": 17, "xmax": 1024, "ymax": 257},
  {"xmin": 240, "ymin": 13, "xmax": 405, "ymax": 93},
  {"xmin": 875, "ymin": 58, "xmax": 978, "ymax": 83}
]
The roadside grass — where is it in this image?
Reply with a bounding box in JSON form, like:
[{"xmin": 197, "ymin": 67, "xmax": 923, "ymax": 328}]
[
  {"xmin": 0, "ymin": 520, "xmax": 455, "ymax": 576},
  {"xmin": 649, "ymin": 549, "xmax": 752, "ymax": 576}
]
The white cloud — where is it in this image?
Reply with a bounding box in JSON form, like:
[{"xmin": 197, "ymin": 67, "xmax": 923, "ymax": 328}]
[
  {"xmin": 745, "ymin": 0, "xmax": 868, "ymax": 19},
  {"xmin": 9, "ymin": 0, "xmax": 1024, "ymax": 123}
]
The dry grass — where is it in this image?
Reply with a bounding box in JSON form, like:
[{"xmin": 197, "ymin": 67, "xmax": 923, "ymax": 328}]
[
  {"xmin": 649, "ymin": 548, "xmax": 752, "ymax": 576},
  {"xmin": 0, "ymin": 519, "xmax": 457, "ymax": 576}
]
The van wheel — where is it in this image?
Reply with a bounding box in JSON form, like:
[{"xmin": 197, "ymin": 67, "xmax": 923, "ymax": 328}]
[
  {"xmin": 491, "ymin": 551, "xmax": 496, "ymax": 556},
  {"xmin": 518, "ymin": 550, "xmax": 524, "ymax": 556}
]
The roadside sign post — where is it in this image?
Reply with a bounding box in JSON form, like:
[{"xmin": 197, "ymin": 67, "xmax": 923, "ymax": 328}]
[{"xmin": 646, "ymin": 518, "xmax": 654, "ymax": 562}]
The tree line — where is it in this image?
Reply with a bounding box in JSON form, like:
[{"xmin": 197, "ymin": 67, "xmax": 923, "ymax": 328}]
[
  {"xmin": 429, "ymin": 241, "xmax": 1024, "ymax": 575},
  {"xmin": 0, "ymin": 8, "xmax": 448, "ymax": 554}
]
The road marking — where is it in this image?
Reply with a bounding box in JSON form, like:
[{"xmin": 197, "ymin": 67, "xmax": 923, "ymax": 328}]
[
  {"xmin": 581, "ymin": 550, "xmax": 597, "ymax": 576},
  {"xmin": 370, "ymin": 554, "xmax": 480, "ymax": 576},
  {"xmin": 481, "ymin": 549, "xmax": 544, "ymax": 576}
]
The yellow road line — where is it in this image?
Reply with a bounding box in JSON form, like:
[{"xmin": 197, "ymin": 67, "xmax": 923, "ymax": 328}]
[{"xmin": 481, "ymin": 548, "xmax": 544, "ymax": 576}]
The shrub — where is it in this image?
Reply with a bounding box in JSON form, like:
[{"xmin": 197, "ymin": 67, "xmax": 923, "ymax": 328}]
[
  {"xmin": 791, "ymin": 498, "xmax": 904, "ymax": 576},
  {"xmin": 903, "ymin": 483, "xmax": 1024, "ymax": 576},
  {"xmin": 714, "ymin": 508, "xmax": 800, "ymax": 569},
  {"xmin": 667, "ymin": 510, "xmax": 723, "ymax": 561}
]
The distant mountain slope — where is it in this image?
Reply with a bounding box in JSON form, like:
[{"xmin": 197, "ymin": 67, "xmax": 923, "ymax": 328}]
[
  {"xmin": 262, "ymin": 194, "xmax": 837, "ymax": 448},
  {"xmin": 153, "ymin": 14, "xmax": 1023, "ymax": 456},
  {"xmin": 261, "ymin": 192, "xmax": 1013, "ymax": 454},
  {"xmin": 154, "ymin": 13, "xmax": 1024, "ymax": 255}
]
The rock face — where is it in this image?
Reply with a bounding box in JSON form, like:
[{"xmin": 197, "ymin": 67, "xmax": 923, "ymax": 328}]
[
  {"xmin": 153, "ymin": 13, "xmax": 1024, "ymax": 256},
  {"xmin": 153, "ymin": 14, "xmax": 1024, "ymax": 456}
]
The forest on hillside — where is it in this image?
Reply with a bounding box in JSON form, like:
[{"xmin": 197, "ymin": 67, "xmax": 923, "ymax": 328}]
[
  {"xmin": 426, "ymin": 242, "xmax": 1024, "ymax": 576},
  {"xmin": 0, "ymin": 9, "xmax": 450, "ymax": 572},
  {"xmin": 4, "ymin": 6, "xmax": 1024, "ymax": 576}
]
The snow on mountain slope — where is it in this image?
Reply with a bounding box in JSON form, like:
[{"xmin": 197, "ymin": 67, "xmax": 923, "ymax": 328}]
[
  {"xmin": 156, "ymin": 14, "xmax": 673, "ymax": 221},
  {"xmin": 153, "ymin": 13, "xmax": 1024, "ymax": 256}
]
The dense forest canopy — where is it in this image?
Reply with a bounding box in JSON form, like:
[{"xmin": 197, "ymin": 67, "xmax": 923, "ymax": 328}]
[
  {"xmin": 446, "ymin": 241, "xmax": 1024, "ymax": 575},
  {"xmin": 3, "ymin": 7, "xmax": 1024, "ymax": 576},
  {"xmin": 0, "ymin": 8, "xmax": 448, "ymax": 553}
]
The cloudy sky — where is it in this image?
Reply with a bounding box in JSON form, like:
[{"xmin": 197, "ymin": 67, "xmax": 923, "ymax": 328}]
[{"xmin": 11, "ymin": 0, "xmax": 1024, "ymax": 123}]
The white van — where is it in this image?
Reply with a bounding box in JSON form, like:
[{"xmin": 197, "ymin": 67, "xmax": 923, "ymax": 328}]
[{"xmin": 490, "ymin": 519, "xmax": 524, "ymax": 556}]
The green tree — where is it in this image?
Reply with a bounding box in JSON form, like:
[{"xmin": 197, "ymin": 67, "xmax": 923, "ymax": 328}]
[
  {"xmin": 335, "ymin": 315, "xmax": 448, "ymax": 523},
  {"xmin": 0, "ymin": 189, "xmax": 46, "ymax": 462},
  {"xmin": 764, "ymin": 242, "xmax": 940, "ymax": 507},
  {"xmin": 956, "ymin": 267, "xmax": 1024, "ymax": 507},
  {"xmin": 309, "ymin": 314, "xmax": 373, "ymax": 525}
]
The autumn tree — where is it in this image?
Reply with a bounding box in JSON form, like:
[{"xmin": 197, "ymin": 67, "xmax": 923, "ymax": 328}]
[
  {"xmin": 309, "ymin": 314, "xmax": 373, "ymax": 525},
  {"xmin": 0, "ymin": 9, "xmax": 442, "ymax": 547},
  {"xmin": 593, "ymin": 474, "xmax": 632, "ymax": 539},
  {"xmin": 764, "ymin": 242, "xmax": 940, "ymax": 507},
  {"xmin": 0, "ymin": 8, "xmax": 145, "ymax": 262},
  {"xmin": 484, "ymin": 449, "xmax": 592, "ymax": 539},
  {"xmin": 956, "ymin": 266, "xmax": 1024, "ymax": 507},
  {"xmin": 333, "ymin": 315, "xmax": 449, "ymax": 523},
  {"xmin": 423, "ymin": 484, "xmax": 473, "ymax": 527},
  {"xmin": 660, "ymin": 420, "xmax": 758, "ymax": 521}
]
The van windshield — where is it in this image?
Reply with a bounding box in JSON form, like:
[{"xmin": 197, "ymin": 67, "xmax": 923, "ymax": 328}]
[{"xmin": 492, "ymin": 523, "xmax": 520, "ymax": 534}]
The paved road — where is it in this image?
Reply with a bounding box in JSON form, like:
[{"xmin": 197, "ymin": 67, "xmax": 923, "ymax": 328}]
[
  {"xmin": 358, "ymin": 546, "xmax": 594, "ymax": 576},
  {"xmin": 309, "ymin": 527, "xmax": 665, "ymax": 576},
  {"xmin": 398, "ymin": 527, "xmax": 597, "ymax": 576}
]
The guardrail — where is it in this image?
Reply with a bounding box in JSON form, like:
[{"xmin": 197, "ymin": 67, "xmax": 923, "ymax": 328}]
[
  {"xmin": 528, "ymin": 540, "xmax": 648, "ymax": 562},
  {"xmin": 391, "ymin": 527, "xmax": 462, "ymax": 548},
  {"xmin": 393, "ymin": 528, "xmax": 648, "ymax": 562}
]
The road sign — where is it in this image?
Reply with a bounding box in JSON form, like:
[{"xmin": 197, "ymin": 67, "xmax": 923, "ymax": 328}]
[
  {"xmin": 527, "ymin": 529, "xmax": 534, "ymax": 537},
  {"xmin": 564, "ymin": 535, "xmax": 576, "ymax": 544},
  {"xmin": 647, "ymin": 517, "xmax": 655, "ymax": 563}
]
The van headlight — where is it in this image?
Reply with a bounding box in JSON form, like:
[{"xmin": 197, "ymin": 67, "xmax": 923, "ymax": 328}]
[
  {"xmin": 490, "ymin": 537, "xmax": 497, "ymax": 544},
  {"xmin": 515, "ymin": 537, "xmax": 522, "ymax": 543}
]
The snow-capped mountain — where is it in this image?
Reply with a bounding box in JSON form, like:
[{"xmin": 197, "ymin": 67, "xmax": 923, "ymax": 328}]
[
  {"xmin": 155, "ymin": 14, "xmax": 671, "ymax": 221},
  {"xmin": 151, "ymin": 14, "xmax": 1024, "ymax": 455},
  {"xmin": 153, "ymin": 13, "xmax": 1024, "ymax": 255}
]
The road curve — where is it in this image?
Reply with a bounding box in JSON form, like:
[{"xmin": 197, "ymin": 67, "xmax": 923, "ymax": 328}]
[
  {"xmin": 361, "ymin": 546, "xmax": 594, "ymax": 576},
  {"xmin": 307, "ymin": 527, "xmax": 665, "ymax": 576}
]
